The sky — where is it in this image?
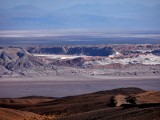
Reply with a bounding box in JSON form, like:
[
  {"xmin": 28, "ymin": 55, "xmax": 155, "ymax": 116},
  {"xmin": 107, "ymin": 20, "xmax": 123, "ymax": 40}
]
[
  {"xmin": 0, "ymin": 0, "xmax": 159, "ymax": 29},
  {"xmin": 1, "ymin": 0, "xmax": 160, "ymax": 10}
]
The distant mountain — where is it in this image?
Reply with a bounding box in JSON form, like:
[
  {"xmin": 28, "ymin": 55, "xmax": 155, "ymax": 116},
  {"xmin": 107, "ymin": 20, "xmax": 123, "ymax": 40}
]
[
  {"xmin": 58, "ymin": 3, "xmax": 149, "ymax": 18},
  {"xmin": 0, "ymin": 13, "xmax": 141, "ymax": 29},
  {"xmin": 0, "ymin": 5, "xmax": 48, "ymax": 19},
  {"xmin": 0, "ymin": 3, "xmax": 159, "ymax": 29},
  {"xmin": 10, "ymin": 5, "xmax": 45, "ymax": 12},
  {"xmin": 57, "ymin": 3, "xmax": 160, "ymax": 25}
]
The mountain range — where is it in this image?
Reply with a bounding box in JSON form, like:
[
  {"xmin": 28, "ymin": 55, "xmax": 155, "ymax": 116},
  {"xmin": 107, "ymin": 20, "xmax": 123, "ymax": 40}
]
[
  {"xmin": 0, "ymin": 3, "xmax": 159, "ymax": 29},
  {"xmin": 0, "ymin": 44, "xmax": 160, "ymax": 78}
]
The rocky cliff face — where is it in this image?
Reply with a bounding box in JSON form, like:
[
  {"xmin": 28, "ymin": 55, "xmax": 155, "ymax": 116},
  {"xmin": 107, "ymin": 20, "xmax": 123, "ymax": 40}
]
[
  {"xmin": 1, "ymin": 45, "xmax": 160, "ymax": 78},
  {"xmin": 27, "ymin": 46, "xmax": 116, "ymax": 56},
  {"xmin": 152, "ymin": 49, "xmax": 160, "ymax": 56},
  {"xmin": 0, "ymin": 47, "xmax": 44, "ymax": 72}
]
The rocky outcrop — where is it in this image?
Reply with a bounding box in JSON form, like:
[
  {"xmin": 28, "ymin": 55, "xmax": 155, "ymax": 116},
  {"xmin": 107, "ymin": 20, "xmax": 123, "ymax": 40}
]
[
  {"xmin": 111, "ymin": 95, "xmax": 130, "ymax": 107},
  {"xmin": 0, "ymin": 48, "xmax": 44, "ymax": 72},
  {"xmin": 110, "ymin": 91, "xmax": 160, "ymax": 107},
  {"xmin": 27, "ymin": 46, "xmax": 116, "ymax": 56},
  {"xmin": 152, "ymin": 49, "xmax": 160, "ymax": 56},
  {"xmin": 50, "ymin": 57, "xmax": 86, "ymax": 67}
]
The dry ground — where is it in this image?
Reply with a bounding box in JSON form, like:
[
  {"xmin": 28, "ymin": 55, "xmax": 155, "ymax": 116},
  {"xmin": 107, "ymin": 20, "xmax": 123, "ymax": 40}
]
[{"xmin": 0, "ymin": 88, "xmax": 160, "ymax": 120}]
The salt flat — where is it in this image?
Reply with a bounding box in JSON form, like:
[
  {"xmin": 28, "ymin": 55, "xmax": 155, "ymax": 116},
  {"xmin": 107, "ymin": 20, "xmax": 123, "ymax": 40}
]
[{"xmin": 34, "ymin": 54, "xmax": 87, "ymax": 60}]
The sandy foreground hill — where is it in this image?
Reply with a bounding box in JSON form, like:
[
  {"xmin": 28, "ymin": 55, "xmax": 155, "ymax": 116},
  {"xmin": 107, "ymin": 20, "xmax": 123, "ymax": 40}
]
[{"xmin": 0, "ymin": 88, "xmax": 160, "ymax": 120}]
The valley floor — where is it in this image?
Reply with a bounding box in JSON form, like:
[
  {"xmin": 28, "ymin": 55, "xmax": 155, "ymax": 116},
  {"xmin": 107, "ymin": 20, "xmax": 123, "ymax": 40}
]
[{"xmin": 0, "ymin": 77, "xmax": 160, "ymax": 98}]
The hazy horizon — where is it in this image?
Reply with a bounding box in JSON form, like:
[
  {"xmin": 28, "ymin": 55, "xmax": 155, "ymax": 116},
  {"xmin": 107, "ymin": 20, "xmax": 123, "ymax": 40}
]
[{"xmin": 0, "ymin": 0, "xmax": 160, "ymax": 30}]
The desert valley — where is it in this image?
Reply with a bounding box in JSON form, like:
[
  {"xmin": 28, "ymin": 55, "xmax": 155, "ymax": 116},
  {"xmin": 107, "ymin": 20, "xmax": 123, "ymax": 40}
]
[
  {"xmin": 0, "ymin": 44, "xmax": 160, "ymax": 120},
  {"xmin": 0, "ymin": 0, "xmax": 160, "ymax": 119}
]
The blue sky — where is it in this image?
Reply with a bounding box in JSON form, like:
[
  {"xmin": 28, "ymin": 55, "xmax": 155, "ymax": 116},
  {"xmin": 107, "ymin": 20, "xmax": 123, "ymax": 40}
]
[
  {"xmin": 1, "ymin": 0, "xmax": 160, "ymax": 10},
  {"xmin": 0, "ymin": 0, "xmax": 160, "ymax": 29}
]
